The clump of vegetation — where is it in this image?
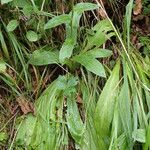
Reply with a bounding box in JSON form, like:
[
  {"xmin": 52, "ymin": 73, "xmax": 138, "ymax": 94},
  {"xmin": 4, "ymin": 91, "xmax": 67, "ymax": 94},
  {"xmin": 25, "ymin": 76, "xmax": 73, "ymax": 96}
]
[{"xmin": 0, "ymin": 0, "xmax": 150, "ymax": 149}]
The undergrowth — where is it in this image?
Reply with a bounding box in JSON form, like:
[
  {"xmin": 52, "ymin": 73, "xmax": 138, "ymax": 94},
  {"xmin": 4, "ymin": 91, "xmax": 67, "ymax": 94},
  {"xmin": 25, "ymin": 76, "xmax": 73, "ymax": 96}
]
[{"xmin": 0, "ymin": 0, "xmax": 150, "ymax": 149}]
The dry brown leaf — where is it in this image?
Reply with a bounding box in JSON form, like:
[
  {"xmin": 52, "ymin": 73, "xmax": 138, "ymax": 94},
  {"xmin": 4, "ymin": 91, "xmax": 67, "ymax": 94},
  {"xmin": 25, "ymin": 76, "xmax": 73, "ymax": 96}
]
[
  {"xmin": 133, "ymin": 0, "xmax": 142, "ymax": 15},
  {"xmin": 99, "ymin": 8, "xmax": 107, "ymax": 18},
  {"xmin": 17, "ymin": 97, "xmax": 35, "ymax": 115},
  {"xmin": 77, "ymin": 93, "xmax": 82, "ymax": 104},
  {"xmin": 97, "ymin": 0, "xmax": 107, "ymax": 6}
]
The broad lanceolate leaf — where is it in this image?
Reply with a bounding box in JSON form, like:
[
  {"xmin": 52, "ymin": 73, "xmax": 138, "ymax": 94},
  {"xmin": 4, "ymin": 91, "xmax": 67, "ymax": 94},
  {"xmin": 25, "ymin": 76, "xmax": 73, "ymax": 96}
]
[
  {"xmin": 59, "ymin": 37, "xmax": 75, "ymax": 63},
  {"xmin": 59, "ymin": 3, "xmax": 98, "ymax": 63},
  {"xmin": 85, "ymin": 19, "xmax": 115, "ymax": 51},
  {"xmin": 118, "ymin": 61, "xmax": 133, "ymax": 149},
  {"xmin": 1, "ymin": 0, "xmax": 12, "ymax": 4},
  {"xmin": 124, "ymin": 0, "xmax": 134, "ymax": 49},
  {"xmin": 29, "ymin": 47, "xmax": 59, "ymax": 66},
  {"xmin": 26, "ymin": 30, "xmax": 38, "ymax": 42},
  {"xmin": 15, "ymin": 78, "xmax": 62, "ymax": 149},
  {"xmin": 73, "ymin": 50, "xmax": 108, "ymax": 77},
  {"xmin": 87, "ymin": 49, "xmax": 112, "ymax": 58},
  {"xmin": 59, "ymin": 12, "xmax": 79, "ymax": 63},
  {"xmin": 73, "ymin": 3, "xmax": 98, "ymax": 14},
  {"xmin": 15, "ymin": 75, "xmax": 79, "ymax": 149},
  {"xmin": 7, "ymin": 20, "xmax": 19, "ymax": 32},
  {"xmin": 67, "ymin": 94, "xmax": 84, "ymax": 145},
  {"xmin": 94, "ymin": 61, "xmax": 120, "ymax": 149},
  {"xmin": 22, "ymin": 5, "xmax": 34, "ymax": 17},
  {"xmin": 15, "ymin": 114, "xmax": 37, "ymax": 146},
  {"xmin": 13, "ymin": 0, "xmax": 31, "ymax": 8},
  {"xmin": 44, "ymin": 14, "xmax": 70, "ymax": 30}
]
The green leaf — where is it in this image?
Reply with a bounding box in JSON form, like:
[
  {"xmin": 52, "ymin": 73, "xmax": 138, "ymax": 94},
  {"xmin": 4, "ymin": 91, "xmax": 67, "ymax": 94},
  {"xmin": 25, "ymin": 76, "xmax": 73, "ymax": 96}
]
[
  {"xmin": 0, "ymin": 60, "xmax": 6, "ymax": 73},
  {"xmin": 59, "ymin": 3, "xmax": 98, "ymax": 64},
  {"xmin": 59, "ymin": 37, "xmax": 75, "ymax": 63},
  {"xmin": 22, "ymin": 5, "xmax": 34, "ymax": 17},
  {"xmin": 118, "ymin": 61, "xmax": 133, "ymax": 148},
  {"xmin": 13, "ymin": 0, "xmax": 31, "ymax": 8},
  {"xmin": 0, "ymin": 132, "xmax": 7, "ymax": 142},
  {"xmin": 124, "ymin": 0, "xmax": 134, "ymax": 50},
  {"xmin": 29, "ymin": 48, "xmax": 59, "ymax": 66},
  {"xmin": 74, "ymin": 53, "xmax": 106, "ymax": 77},
  {"xmin": 15, "ymin": 114, "xmax": 37, "ymax": 146},
  {"xmin": 73, "ymin": 2, "xmax": 98, "ymax": 14},
  {"xmin": 132, "ymin": 129, "xmax": 146, "ymax": 143},
  {"xmin": 67, "ymin": 95, "xmax": 84, "ymax": 145},
  {"xmin": 44, "ymin": 14, "xmax": 70, "ymax": 30},
  {"xmin": 1, "ymin": 0, "xmax": 12, "ymax": 4},
  {"xmin": 85, "ymin": 19, "xmax": 115, "ymax": 50},
  {"xmin": 26, "ymin": 30, "xmax": 38, "ymax": 42},
  {"xmin": 143, "ymin": 125, "xmax": 150, "ymax": 150},
  {"xmin": 88, "ymin": 49, "xmax": 112, "ymax": 58},
  {"xmin": 94, "ymin": 61, "xmax": 120, "ymax": 149},
  {"xmin": 15, "ymin": 77, "xmax": 64, "ymax": 148},
  {"xmin": 58, "ymin": 13, "xmax": 78, "ymax": 63},
  {"xmin": 7, "ymin": 20, "xmax": 19, "ymax": 32}
]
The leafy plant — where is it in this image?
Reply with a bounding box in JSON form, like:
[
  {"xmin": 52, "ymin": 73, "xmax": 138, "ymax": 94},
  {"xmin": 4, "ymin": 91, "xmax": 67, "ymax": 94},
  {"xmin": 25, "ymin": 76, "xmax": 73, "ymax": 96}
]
[
  {"xmin": 30, "ymin": 3, "xmax": 114, "ymax": 77},
  {"xmin": 0, "ymin": 0, "xmax": 150, "ymax": 150}
]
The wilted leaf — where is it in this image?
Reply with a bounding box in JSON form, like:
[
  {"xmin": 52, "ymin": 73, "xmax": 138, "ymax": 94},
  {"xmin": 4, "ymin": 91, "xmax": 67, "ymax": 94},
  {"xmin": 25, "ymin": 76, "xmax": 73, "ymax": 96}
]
[
  {"xmin": 17, "ymin": 97, "xmax": 35, "ymax": 115},
  {"xmin": 26, "ymin": 30, "xmax": 38, "ymax": 42},
  {"xmin": 7, "ymin": 20, "xmax": 19, "ymax": 32}
]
